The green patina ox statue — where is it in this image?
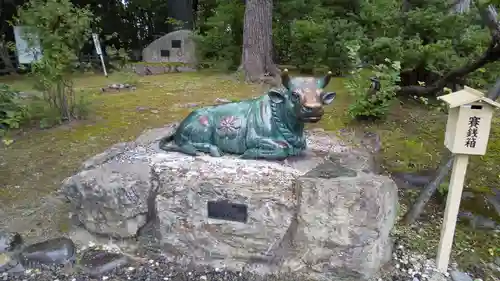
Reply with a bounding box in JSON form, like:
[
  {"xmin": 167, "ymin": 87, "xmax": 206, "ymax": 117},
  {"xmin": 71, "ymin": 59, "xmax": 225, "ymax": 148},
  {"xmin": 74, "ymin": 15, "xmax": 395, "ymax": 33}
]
[{"xmin": 159, "ymin": 69, "xmax": 336, "ymax": 160}]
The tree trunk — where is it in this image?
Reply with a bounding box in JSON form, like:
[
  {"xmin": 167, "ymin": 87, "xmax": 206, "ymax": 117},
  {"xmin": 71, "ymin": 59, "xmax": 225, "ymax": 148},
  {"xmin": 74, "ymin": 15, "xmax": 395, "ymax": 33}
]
[
  {"xmin": 167, "ymin": 0, "xmax": 194, "ymax": 32},
  {"xmin": 451, "ymin": 0, "xmax": 471, "ymax": 14},
  {"xmin": 242, "ymin": 0, "xmax": 278, "ymax": 83},
  {"xmin": 401, "ymin": 153, "xmax": 453, "ymax": 225},
  {"xmin": 0, "ymin": 0, "xmax": 17, "ymax": 75},
  {"xmin": 0, "ymin": 42, "xmax": 16, "ymax": 75}
]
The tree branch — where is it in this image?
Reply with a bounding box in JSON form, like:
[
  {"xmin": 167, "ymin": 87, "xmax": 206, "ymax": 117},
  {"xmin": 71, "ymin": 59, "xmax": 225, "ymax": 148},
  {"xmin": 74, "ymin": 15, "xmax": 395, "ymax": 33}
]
[
  {"xmin": 479, "ymin": 4, "xmax": 500, "ymax": 43},
  {"xmin": 401, "ymin": 154, "xmax": 453, "ymax": 225},
  {"xmin": 397, "ymin": 5, "xmax": 500, "ymax": 97}
]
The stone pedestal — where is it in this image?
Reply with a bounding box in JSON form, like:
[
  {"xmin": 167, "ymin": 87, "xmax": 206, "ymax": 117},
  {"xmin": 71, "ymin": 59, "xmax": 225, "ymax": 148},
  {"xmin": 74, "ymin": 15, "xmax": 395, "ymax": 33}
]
[{"xmin": 62, "ymin": 124, "xmax": 398, "ymax": 280}]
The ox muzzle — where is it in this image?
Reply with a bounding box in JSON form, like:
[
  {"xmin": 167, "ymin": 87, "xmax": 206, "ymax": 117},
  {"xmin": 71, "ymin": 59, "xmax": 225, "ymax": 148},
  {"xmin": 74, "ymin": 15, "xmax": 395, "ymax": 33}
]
[{"xmin": 298, "ymin": 104, "xmax": 324, "ymax": 123}]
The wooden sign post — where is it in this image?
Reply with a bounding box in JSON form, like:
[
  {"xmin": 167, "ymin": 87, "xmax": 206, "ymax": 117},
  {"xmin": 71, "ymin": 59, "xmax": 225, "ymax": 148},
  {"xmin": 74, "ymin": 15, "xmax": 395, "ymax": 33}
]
[
  {"xmin": 92, "ymin": 33, "xmax": 107, "ymax": 77},
  {"xmin": 435, "ymin": 86, "xmax": 500, "ymax": 272}
]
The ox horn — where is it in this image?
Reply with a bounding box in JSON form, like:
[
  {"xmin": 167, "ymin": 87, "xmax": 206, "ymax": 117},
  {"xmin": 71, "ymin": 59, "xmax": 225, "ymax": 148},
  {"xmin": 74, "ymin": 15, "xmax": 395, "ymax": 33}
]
[
  {"xmin": 281, "ymin": 69, "xmax": 291, "ymax": 90},
  {"xmin": 320, "ymin": 71, "xmax": 333, "ymax": 89}
]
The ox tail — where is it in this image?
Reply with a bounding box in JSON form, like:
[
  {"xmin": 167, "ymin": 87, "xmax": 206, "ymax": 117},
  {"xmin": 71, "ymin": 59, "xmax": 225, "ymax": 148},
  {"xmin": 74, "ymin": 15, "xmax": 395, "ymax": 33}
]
[
  {"xmin": 158, "ymin": 132, "xmax": 198, "ymax": 156},
  {"xmin": 158, "ymin": 134, "xmax": 175, "ymax": 151}
]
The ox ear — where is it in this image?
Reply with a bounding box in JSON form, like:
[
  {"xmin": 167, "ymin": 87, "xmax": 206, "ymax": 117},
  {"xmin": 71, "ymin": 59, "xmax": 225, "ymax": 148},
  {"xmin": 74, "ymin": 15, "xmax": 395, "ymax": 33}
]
[
  {"xmin": 268, "ymin": 89, "xmax": 286, "ymax": 104},
  {"xmin": 281, "ymin": 69, "xmax": 291, "ymax": 90},
  {"xmin": 321, "ymin": 91, "xmax": 336, "ymax": 105},
  {"xmin": 320, "ymin": 71, "xmax": 333, "ymax": 88}
]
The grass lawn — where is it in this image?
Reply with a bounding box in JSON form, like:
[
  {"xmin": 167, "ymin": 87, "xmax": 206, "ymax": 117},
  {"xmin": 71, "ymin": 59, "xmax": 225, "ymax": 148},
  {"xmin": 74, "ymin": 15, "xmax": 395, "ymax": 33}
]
[{"xmin": 0, "ymin": 70, "xmax": 499, "ymax": 274}]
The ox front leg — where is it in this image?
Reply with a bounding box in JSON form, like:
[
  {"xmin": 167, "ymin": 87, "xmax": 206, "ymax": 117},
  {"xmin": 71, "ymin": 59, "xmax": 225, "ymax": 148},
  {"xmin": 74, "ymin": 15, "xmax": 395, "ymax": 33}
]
[
  {"xmin": 191, "ymin": 142, "xmax": 223, "ymax": 157},
  {"xmin": 240, "ymin": 139, "xmax": 289, "ymax": 160}
]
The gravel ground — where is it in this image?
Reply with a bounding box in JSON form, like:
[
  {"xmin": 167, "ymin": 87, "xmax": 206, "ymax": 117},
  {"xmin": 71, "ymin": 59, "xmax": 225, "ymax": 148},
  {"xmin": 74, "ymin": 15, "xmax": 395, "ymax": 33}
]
[
  {"xmin": 2, "ymin": 230, "xmax": 488, "ymax": 281},
  {"xmin": 0, "ymin": 243, "xmax": 456, "ymax": 281},
  {"xmin": 2, "ymin": 257, "xmax": 317, "ymax": 281},
  {"xmin": 1, "ymin": 225, "xmax": 476, "ymax": 281}
]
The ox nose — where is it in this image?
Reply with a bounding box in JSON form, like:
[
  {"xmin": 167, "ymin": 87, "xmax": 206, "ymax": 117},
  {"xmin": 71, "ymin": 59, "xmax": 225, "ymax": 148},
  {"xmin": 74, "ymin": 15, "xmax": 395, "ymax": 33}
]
[{"xmin": 302, "ymin": 104, "xmax": 324, "ymax": 115}]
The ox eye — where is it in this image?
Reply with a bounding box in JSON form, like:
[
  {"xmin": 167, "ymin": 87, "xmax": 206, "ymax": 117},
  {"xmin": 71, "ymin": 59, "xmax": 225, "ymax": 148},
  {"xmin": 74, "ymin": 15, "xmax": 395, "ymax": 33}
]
[{"xmin": 291, "ymin": 92, "xmax": 300, "ymax": 101}]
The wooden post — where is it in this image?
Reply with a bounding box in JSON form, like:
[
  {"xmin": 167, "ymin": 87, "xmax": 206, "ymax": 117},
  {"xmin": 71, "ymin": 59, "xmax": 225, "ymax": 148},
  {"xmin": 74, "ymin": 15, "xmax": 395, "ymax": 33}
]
[
  {"xmin": 435, "ymin": 154, "xmax": 469, "ymax": 272},
  {"xmin": 435, "ymin": 87, "xmax": 500, "ymax": 273},
  {"xmin": 99, "ymin": 53, "xmax": 108, "ymax": 77},
  {"xmin": 92, "ymin": 33, "xmax": 107, "ymax": 77}
]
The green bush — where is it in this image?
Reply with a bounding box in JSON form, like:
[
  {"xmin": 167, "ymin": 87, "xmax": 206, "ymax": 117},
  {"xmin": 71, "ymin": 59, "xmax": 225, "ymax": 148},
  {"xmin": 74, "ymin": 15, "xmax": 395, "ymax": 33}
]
[
  {"xmin": 16, "ymin": 0, "xmax": 94, "ymax": 123},
  {"xmin": 23, "ymin": 96, "xmax": 63, "ymax": 129},
  {"xmin": 344, "ymin": 44, "xmax": 401, "ymax": 120},
  {"xmin": 194, "ymin": 0, "xmax": 244, "ymax": 71},
  {"xmin": 0, "ymin": 84, "xmax": 27, "ymax": 136},
  {"xmin": 19, "ymin": 90, "xmax": 91, "ymax": 129},
  {"xmin": 324, "ymin": 18, "xmax": 365, "ymax": 75},
  {"xmin": 288, "ymin": 19, "xmax": 328, "ymax": 74},
  {"xmin": 195, "ymin": 0, "xmax": 500, "ymax": 92}
]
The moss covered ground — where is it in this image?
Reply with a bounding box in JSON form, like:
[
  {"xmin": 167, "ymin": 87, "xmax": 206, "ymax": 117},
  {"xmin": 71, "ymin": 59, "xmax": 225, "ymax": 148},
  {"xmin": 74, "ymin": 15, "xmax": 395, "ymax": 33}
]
[{"xmin": 0, "ymin": 71, "xmax": 498, "ymax": 274}]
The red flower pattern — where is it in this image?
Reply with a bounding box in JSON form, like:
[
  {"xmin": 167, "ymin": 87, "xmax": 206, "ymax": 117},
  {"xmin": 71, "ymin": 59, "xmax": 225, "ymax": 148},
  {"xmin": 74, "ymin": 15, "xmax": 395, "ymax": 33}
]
[{"xmin": 218, "ymin": 116, "xmax": 240, "ymax": 134}]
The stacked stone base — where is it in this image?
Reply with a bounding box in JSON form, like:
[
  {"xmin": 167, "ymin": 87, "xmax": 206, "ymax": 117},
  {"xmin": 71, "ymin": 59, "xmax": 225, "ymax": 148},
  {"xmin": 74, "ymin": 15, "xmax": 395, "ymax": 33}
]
[{"xmin": 62, "ymin": 124, "xmax": 398, "ymax": 280}]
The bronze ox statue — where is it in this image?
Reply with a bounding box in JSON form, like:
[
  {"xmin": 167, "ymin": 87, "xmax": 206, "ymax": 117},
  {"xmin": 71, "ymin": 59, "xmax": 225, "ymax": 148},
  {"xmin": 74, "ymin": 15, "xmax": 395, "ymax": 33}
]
[{"xmin": 159, "ymin": 69, "xmax": 337, "ymax": 160}]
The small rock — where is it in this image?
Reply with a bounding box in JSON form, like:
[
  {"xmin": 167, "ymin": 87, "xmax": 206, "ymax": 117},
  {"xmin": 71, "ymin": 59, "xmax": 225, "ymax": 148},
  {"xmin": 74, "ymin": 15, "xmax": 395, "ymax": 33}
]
[
  {"xmin": 0, "ymin": 253, "xmax": 24, "ymax": 273},
  {"xmin": 470, "ymin": 215, "xmax": 498, "ymax": 230},
  {"xmin": 304, "ymin": 158, "xmax": 357, "ymax": 178},
  {"xmin": 0, "ymin": 231, "xmax": 23, "ymax": 253},
  {"xmin": 181, "ymin": 103, "xmax": 199, "ymax": 108},
  {"xmin": 215, "ymin": 98, "xmax": 231, "ymax": 104},
  {"xmin": 19, "ymin": 237, "xmax": 76, "ymax": 267},
  {"xmin": 151, "ymin": 110, "xmax": 159, "ymax": 114},
  {"xmin": 428, "ymin": 272, "xmax": 448, "ymax": 281},
  {"xmin": 451, "ymin": 270, "xmax": 473, "ymax": 281},
  {"xmin": 391, "ymin": 171, "xmax": 434, "ymax": 189},
  {"xmin": 80, "ymin": 248, "xmax": 129, "ymax": 277},
  {"xmin": 102, "ymin": 83, "xmax": 136, "ymax": 92},
  {"xmin": 136, "ymin": 106, "xmax": 150, "ymax": 112}
]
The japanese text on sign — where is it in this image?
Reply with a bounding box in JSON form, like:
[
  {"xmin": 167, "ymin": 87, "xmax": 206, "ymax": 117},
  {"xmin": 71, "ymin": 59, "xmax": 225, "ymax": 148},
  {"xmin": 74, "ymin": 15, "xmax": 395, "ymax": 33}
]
[{"xmin": 465, "ymin": 116, "xmax": 481, "ymax": 148}]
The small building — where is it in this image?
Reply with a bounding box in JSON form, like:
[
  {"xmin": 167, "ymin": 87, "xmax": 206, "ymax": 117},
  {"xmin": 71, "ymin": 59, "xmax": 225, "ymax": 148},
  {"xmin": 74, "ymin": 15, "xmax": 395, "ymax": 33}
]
[{"xmin": 438, "ymin": 86, "xmax": 500, "ymax": 155}]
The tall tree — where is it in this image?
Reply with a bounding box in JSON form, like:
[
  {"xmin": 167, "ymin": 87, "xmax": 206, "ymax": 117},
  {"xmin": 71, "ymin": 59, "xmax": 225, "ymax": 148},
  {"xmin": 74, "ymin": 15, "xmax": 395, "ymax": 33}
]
[
  {"xmin": 0, "ymin": 0, "xmax": 24, "ymax": 74},
  {"xmin": 167, "ymin": 0, "xmax": 194, "ymax": 31},
  {"xmin": 451, "ymin": 0, "xmax": 471, "ymax": 13},
  {"xmin": 242, "ymin": 0, "xmax": 278, "ymax": 82}
]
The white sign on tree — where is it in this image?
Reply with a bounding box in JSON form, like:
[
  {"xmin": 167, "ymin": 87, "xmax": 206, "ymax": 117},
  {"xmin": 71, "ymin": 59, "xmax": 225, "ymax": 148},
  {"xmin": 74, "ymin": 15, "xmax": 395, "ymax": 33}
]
[
  {"xmin": 92, "ymin": 33, "xmax": 107, "ymax": 77},
  {"xmin": 13, "ymin": 26, "xmax": 42, "ymax": 64},
  {"xmin": 435, "ymin": 86, "xmax": 500, "ymax": 272}
]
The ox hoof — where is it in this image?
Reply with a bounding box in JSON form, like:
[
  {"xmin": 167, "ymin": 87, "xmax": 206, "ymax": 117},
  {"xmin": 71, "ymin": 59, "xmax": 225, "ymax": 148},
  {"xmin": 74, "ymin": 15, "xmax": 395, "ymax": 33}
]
[{"xmin": 209, "ymin": 147, "xmax": 222, "ymax": 157}]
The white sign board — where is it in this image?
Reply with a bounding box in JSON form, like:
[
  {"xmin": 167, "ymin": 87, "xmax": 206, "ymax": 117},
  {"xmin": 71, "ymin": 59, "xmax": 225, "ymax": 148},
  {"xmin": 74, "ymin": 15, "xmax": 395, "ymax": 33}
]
[
  {"xmin": 13, "ymin": 26, "xmax": 42, "ymax": 64},
  {"xmin": 92, "ymin": 33, "xmax": 102, "ymax": 55},
  {"xmin": 91, "ymin": 33, "xmax": 107, "ymax": 77}
]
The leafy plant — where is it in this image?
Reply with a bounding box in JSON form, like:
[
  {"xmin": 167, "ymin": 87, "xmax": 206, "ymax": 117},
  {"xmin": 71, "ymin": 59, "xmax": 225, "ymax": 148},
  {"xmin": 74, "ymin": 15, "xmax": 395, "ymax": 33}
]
[
  {"xmin": 0, "ymin": 84, "xmax": 26, "ymax": 136},
  {"xmin": 194, "ymin": 0, "xmax": 245, "ymax": 71},
  {"xmin": 344, "ymin": 44, "xmax": 401, "ymax": 120},
  {"xmin": 437, "ymin": 181, "xmax": 449, "ymax": 196},
  {"xmin": 288, "ymin": 19, "xmax": 328, "ymax": 73},
  {"xmin": 15, "ymin": 0, "xmax": 95, "ymax": 124},
  {"xmin": 104, "ymin": 32, "xmax": 131, "ymax": 71}
]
